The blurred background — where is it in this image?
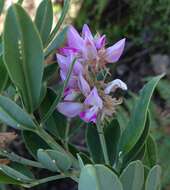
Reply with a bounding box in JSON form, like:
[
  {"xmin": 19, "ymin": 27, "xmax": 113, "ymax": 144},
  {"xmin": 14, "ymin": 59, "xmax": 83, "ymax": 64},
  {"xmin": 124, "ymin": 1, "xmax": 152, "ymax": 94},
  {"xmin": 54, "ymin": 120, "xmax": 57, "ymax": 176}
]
[{"xmin": 1, "ymin": 0, "xmax": 170, "ymax": 189}]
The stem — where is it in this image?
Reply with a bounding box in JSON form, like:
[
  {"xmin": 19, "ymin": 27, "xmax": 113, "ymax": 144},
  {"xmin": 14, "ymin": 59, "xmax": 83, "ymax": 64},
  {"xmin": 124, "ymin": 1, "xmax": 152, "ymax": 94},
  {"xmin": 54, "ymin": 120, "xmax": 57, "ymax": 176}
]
[
  {"xmin": 0, "ymin": 150, "xmax": 43, "ymax": 168},
  {"xmin": 41, "ymin": 58, "xmax": 76, "ymax": 123},
  {"xmin": 64, "ymin": 119, "xmax": 70, "ymax": 150},
  {"xmin": 36, "ymin": 126, "xmax": 65, "ymax": 153},
  {"xmin": 96, "ymin": 123, "xmax": 110, "ymax": 165},
  {"xmin": 22, "ymin": 171, "xmax": 79, "ymax": 188},
  {"xmin": 22, "ymin": 174, "xmax": 70, "ymax": 188}
]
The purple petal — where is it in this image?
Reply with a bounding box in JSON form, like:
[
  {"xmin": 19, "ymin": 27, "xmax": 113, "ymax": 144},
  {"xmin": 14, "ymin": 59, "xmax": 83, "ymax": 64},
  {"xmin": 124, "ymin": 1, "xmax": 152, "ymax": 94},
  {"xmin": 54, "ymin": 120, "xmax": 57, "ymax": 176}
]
[
  {"xmin": 82, "ymin": 24, "xmax": 93, "ymax": 40},
  {"xmin": 84, "ymin": 87, "xmax": 103, "ymax": 109},
  {"xmin": 56, "ymin": 54, "xmax": 67, "ymax": 71},
  {"xmin": 79, "ymin": 106, "xmax": 99, "ymax": 123},
  {"xmin": 83, "ymin": 36, "xmax": 98, "ymax": 61},
  {"xmin": 73, "ymin": 61, "xmax": 84, "ymax": 75},
  {"xmin": 59, "ymin": 47, "xmax": 79, "ymax": 56},
  {"xmin": 67, "ymin": 25, "xmax": 84, "ymax": 50},
  {"xmin": 78, "ymin": 74, "xmax": 90, "ymax": 96},
  {"xmin": 64, "ymin": 88, "xmax": 80, "ymax": 101},
  {"xmin": 95, "ymin": 35, "xmax": 106, "ymax": 49},
  {"xmin": 60, "ymin": 69, "xmax": 78, "ymax": 88},
  {"xmin": 66, "ymin": 54, "xmax": 84, "ymax": 76},
  {"xmin": 104, "ymin": 79, "xmax": 128, "ymax": 94},
  {"xmin": 57, "ymin": 102, "xmax": 83, "ymax": 118},
  {"xmin": 105, "ymin": 38, "xmax": 126, "ymax": 63}
]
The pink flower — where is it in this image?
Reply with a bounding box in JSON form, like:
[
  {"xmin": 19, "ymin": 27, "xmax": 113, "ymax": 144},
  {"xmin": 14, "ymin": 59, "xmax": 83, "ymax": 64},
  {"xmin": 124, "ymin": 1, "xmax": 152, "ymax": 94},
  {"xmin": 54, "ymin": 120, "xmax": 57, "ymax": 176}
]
[
  {"xmin": 57, "ymin": 102, "xmax": 83, "ymax": 118},
  {"xmin": 105, "ymin": 39, "xmax": 126, "ymax": 63},
  {"xmin": 66, "ymin": 24, "xmax": 125, "ymax": 64},
  {"xmin": 57, "ymin": 79, "xmax": 127, "ymax": 123},
  {"xmin": 79, "ymin": 87, "xmax": 103, "ymax": 123},
  {"xmin": 56, "ymin": 53, "xmax": 83, "ymax": 88},
  {"xmin": 56, "ymin": 24, "xmax": 127, "ymax": 123}
]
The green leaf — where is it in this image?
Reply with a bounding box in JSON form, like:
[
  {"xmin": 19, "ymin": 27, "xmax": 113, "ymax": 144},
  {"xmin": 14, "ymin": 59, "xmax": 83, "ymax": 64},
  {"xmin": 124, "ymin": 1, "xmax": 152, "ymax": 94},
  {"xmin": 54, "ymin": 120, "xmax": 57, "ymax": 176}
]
[
  {"xmin": 145, "ymin": 165, "xmax": 162, "ymax": 190},
  {"xmin": 35, "ymin": 0, "xmax": 53, "ymax": 45},
  {"xmin": 87, "ymin": 120, "xmax": 120, "ymax": 165},
  {"xmin": 40, "ymin": 88, "xmax": 67, "ymax": 139},
  {"xmin": 78, "ymin": 153, "xmax": 93, "ymax": 165},
  {"xmin": 122, "ymin": 114, "xmax": 150, "ymax": 165},
  {"xmin": 0, "ymin": 95, "xmax": 36, "ymax": 130},
  {"xmin": 3, "ymin": 4, "xmax": 44, "ymax": 113},
  {"xmin": 0, "ymin": 165, "xmax": 33, "ymax": 183},
  {"xmin": 143, "ymin": 135, "xmax": 158, "ymax": 168},
  {"xmin": 0, "ymin": 56, "xmax": 9, "ymax": 93},
  {"xmin": 48, "ymin": 0, "xmax": 69, "ymax": 43},
  {"xmin": 37, "ymin": 149, "xmax": 72, "ymax": 172},
  {"xmin": 0, "ymin": 0, "xmax": 4, "ymax": 15},
  {"xmin": 43, "ymin": 63, "xmax": 58, "ymax": 81},
  {"xmin": 120, "ymin": 160, "xmax": 144, "ymax": 190},
  {"xmin": 22, "ymin": 131, "xmax": 49, "ymax": 159},
  {"xmin": 44, "ymin": 27, "xmax": 67, "ymax": 57},
  {"xmin": 77, "ymin": 154, "xmax": 85, "ymax": 169},
  {"xmin": 116, "ymin": 106, "xmax": 129, "ymax": 132},
  {"xmin": 86, "ymin": 124, "xmax": 104, "ymax": 163},
  {"xmin": 78, "ymin": 164, "xmax": 123, "ymax": 190},
  {"xmin": 119, "ymin": 75, "xmax": 163, "ymax": 156},
  {"xmin": 45, "ymin": 111, "xmax": 67, "ymax": 139},
  {"xmin": 41, "ymin": 58, "xmax": 76, "ymax": 122},
  {"xmin": 9, "ymin": 163, "xmax": 34, "ymax": 179},
  {"xmin": 17, "ymin": 0, "xmax": 24, "ymax": 4},
  {"xmin": 0, "ymin": 171, "xmax": 20, "ymax": 185},
  {"xmin": 104, "ymin": 119, "xmax": 120, "ymax": 165}
]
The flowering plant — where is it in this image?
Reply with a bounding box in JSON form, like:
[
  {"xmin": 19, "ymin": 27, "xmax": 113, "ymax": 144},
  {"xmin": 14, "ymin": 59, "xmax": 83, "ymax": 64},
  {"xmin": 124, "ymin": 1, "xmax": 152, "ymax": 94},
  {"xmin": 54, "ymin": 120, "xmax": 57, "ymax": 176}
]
[{"xmin": 0, "ymin": 0, "xmax": 163, "ymax": 189}]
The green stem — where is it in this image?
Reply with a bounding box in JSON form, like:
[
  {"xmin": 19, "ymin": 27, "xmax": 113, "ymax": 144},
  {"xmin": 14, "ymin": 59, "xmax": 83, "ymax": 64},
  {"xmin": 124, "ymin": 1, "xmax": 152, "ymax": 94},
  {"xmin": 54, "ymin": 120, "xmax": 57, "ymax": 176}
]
[
  {"xmin": 64, "ymin": 119, "xmax": 70, "ymax": 150},
  {"xmin": 36, "ymin": 126, "xmax": 65, "ymax": 153},
  {"xmin": 41, "ymin": 58, "xmax": 76, "ymax": 123},
  {"xmin": 96, "ymin": 123, "xmax": 110, "ymax": 165},
  {"xmin": 0, "ymin": 150, "xmax": 43, "ymax": 168},
  {"xmin": 22, "ymin": 174, "xmax": 72, "ymax": 188}
]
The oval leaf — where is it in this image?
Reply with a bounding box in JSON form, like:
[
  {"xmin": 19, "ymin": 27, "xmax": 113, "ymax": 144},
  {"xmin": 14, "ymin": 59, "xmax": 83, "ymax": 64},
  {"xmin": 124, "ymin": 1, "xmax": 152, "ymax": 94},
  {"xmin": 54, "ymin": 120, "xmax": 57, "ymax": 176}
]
[
  {"xmin": 35, "ymin": 0, "xmax": 53, "ymax": 45},
  {"xmin": 44, "ymin": 27, "xmax": 67, "ymax": 57},
  {"xmin": 78, "ymin": 164, "xmax": 123, "ymax": 190},
  {"xmin": 143, "ymin": 135, "xmax": 158, "ymax": 168},
  {"xmin": 122, "ymin": 113, "xmax": 150, "ymax": 165},
  {"xmin": 37, "ymin": 149, "xmax": 72, "ymax": 172},
  {"xmin": 0, "ymin": 171, "xmax": 21, "ymax": 185},
  {"xmin": 104, "ymin": 119, "xmax": 120, "ymax": 165},
  {"xmin": 3, "ymin": 4, "xmax": 44, "ymax": 113},
  {"xmin": 22, "ymin": 131, "xmax": 49, "ymax": 159},
  {"xmin": 86, "ymin": 124, "xmax": 104, "ymax": 163},
  {"xmin": 0, "ymin": 96, "xmax": 36, "ymax": 130},
  {"xmin": 0, "ymin": 0, "xmax": 4, "ymax": 15},
  {"xmin": 145, "ymin": 165, "xmax": 162, "ymax": 190},
  {"xmin": 0, "ymin": 164, "xmax": 33, "ymax": 183},
  {"xmin": 120, "ymin": 160, "xmax": 144, "ymax": 190},
  {"xmin": 119, "ymin": 75, "xmax": 163, "ymax": 156},
  {"xmin": 0, "ymin": 56, "xmax": 9, "ymax": 93}
]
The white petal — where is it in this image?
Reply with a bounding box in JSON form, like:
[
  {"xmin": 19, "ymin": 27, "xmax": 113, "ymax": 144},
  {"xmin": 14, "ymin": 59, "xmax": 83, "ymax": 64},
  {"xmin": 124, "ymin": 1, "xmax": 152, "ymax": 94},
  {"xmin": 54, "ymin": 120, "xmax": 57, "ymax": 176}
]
[{"xmin": 104, "ymin": 79, "xmax": 127, "ymax": 94}]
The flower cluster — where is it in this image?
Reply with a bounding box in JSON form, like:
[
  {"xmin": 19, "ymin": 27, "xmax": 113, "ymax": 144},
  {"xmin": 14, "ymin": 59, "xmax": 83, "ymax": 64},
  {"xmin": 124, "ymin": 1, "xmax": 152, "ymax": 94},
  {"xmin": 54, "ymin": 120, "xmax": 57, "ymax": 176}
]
[{"xmin": 57, "ymin": 24, "xmax": 127, "ymax": 123}]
